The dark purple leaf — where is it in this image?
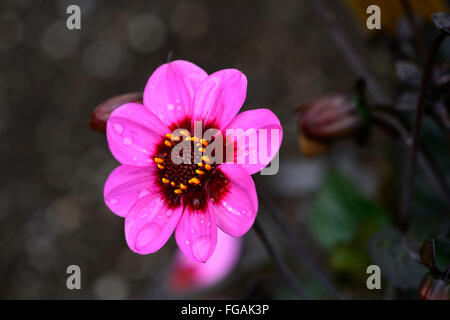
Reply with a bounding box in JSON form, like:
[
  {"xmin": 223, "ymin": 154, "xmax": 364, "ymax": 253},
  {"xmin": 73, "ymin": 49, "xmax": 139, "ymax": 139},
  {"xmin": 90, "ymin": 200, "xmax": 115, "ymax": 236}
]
[
  {"xmin": 431, "ymin": 12, "xmax": 450, "ymax": 34},
  {"xmin": 369, "ymin": 228, "xmax": 427, "ymax": 290},
  {"xmin": 395, "ymin": 61, "xmax": 421, "ymax": 87},
  {"xmin": 420, "ymin": 239, "xmax": 437, "ymax": 271},
  {"xmin": 403, "ymin": 238, "xmax": 422, "ymax": 264},
  {"xmin": 396, "ymin": 92, "xmax": 419, "ymax": 111}
]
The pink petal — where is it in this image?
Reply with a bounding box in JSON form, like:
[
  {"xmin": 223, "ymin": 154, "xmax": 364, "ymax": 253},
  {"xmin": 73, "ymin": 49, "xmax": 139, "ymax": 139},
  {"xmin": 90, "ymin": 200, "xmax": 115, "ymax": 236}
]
[
  {"xmin": 175, "ymin": 204, "xmax": 217, "ymax": 263},
  {"xmin": 106, "ymin": 102, "xmax": 168, "ymax": 166},
  {"xmin": 192, "ymin": 69, "xmax": 247, "ymax": 130},
  {"xmin": 104, "ymin": 165, "xmax": 157, "ymax": 217},
  {"xmin": 168, "ymin": 229, "xmax": 242, "ymax": 293},
  {"xmin": 143, "ymin": 60, "xmax": 208, "ymax": 127},
  {"xmin": 125, "ymin": 194, "xmax": 183, "ymax": 255},
  {"xmin": 214, "ymin": 164, "xmax": 258, "ymax": 237},
  {"xmin": 225, "ymin": 108, "xmax": 283, "ymax": 175}
]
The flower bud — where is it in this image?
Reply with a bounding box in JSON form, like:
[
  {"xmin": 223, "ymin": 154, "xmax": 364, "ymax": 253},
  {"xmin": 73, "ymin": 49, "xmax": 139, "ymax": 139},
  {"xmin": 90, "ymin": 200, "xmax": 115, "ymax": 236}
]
[
  {"xmin": 89, "ymin": 92, "xmax": 142, "ymax": 133},
  {"xmin": 418, "ymin": 273, "xmax": 450, "ymax": 300},
  {"xmin": 296, "ymin": 82, "xmax": 370, "ymax": 156},
  {"xmin": 298, "ymin": 132, "xmax": 328, "ymax": 157}
]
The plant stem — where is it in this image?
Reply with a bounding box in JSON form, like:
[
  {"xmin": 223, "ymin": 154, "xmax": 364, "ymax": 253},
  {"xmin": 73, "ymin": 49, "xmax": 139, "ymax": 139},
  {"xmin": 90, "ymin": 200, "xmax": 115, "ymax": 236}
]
[
  {"xmin": 372, "ymin": 109, "xmax": 450, "ymax": 214},
  {"xmin": 253, "ymin": 219, "xmax": 308, "ymax": 300},
  {"xmin": 259, "ymin": 193, "xmax": 341, "ymax": 299},
  {"xmin": 400, "ymin": 0, "xmax": 427, "ymax": 61},
  {"xmin": 444, "ymin": 265, "xmax": 450, "ymax": 281},
  {"xmin": 401, "ymin": 31, "xmax": 448, "ymax": 226},
  {"xmin": 310, "ymin": 0, "xmax": 389, "ymax": 105}
]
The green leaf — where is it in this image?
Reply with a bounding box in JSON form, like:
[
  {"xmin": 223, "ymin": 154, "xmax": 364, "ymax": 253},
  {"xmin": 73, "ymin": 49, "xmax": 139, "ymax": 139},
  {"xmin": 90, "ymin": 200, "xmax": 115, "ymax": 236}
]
[
  {"xmin": 308, "ymin": 171, "xmax": 390, "ymax": 249},
  {"xmin": 331, "ymin": 246, "xmax": 370, "ymax": 278}
]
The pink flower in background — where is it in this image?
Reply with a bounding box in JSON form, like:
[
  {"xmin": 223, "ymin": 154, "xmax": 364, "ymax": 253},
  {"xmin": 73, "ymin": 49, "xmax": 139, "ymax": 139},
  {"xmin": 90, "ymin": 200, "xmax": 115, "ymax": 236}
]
[
  {"xmin": 103, "ymin": 60, "xmax": 282, "ymax": 263},
  {"xmin": 167, "ymin": 229, "xmax": 242, "ymax": 294}
]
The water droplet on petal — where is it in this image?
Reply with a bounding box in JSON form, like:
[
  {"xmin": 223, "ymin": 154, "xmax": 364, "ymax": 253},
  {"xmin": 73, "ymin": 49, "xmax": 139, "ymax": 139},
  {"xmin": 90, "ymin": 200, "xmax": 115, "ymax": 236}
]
[
  {"xmin": 123, "ymin": 137, "xmax": 133, "ymax": 145},
  {"xmin": 113, "ymin": 123, "xmax": 124, "ymax": 135},
  {"xmin": 136, "ymin": 224, "xmax": 161, "ymax": 249},
  {"xmin": 138, "ymin": 189, "xmax": 150, "ymax": 199},
  {"xmin": 192, "ymin": 237, "xmax": 212, "ymax": 262},
  {"xmin": 167, "ymin": 103, "xmax": 174, "ymax": 111}
]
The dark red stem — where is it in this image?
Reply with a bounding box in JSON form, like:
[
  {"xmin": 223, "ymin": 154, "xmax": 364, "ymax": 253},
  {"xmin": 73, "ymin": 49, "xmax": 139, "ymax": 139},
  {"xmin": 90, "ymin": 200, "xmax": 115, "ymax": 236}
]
[{"xmin": 401, "ymin": 31, "xmax": 448, "ymax": 226}]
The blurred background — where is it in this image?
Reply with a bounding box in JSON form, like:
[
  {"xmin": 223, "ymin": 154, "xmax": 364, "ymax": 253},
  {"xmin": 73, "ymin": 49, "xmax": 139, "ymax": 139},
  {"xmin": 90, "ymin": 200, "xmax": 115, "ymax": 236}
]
[{"xmin": 0, "ymin": 0, "xmax": 449, "ymax": 299}]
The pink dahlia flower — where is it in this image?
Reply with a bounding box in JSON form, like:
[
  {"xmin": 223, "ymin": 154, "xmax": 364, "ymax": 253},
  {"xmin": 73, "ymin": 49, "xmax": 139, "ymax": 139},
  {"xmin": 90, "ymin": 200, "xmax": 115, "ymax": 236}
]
[
  {"xmin": 104, "ymin": 60, "xmax": 282, "ymax": 263},
  {"xmin": 167, "ymin": 229, "xmax": 242, "ymax": 294}
]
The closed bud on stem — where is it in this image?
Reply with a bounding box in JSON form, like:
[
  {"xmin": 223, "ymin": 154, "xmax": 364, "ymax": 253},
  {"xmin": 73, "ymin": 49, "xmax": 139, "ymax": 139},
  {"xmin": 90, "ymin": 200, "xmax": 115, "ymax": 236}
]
[
  {"xmin": 417, "ymin": 239, "xmax": 450, "ymax": 300},
  {"xmin": 89, "ymin": 92, "xmax": 143, "ymax": 133},
  {"xmin": 296, "ymin": 80, "xmax": 370, "ymax": 156},
  {"xmin": 418, "ymin": 273, "xmax": 450, "ymax": 300}
]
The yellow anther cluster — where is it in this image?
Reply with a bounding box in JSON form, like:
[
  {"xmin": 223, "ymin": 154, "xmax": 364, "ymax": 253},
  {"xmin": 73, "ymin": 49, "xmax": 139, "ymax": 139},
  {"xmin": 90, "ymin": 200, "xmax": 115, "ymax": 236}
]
[{"xmin": 155, "ymin": 132, "xmax": 216, "ymax": 194}]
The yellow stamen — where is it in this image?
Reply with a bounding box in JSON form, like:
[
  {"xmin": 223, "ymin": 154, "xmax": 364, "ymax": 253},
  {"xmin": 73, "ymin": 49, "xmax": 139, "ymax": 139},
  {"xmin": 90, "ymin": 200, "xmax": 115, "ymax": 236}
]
[
  {"xmin": 170, "ymin": 181, "xmax": 176, "ymax": 187},
  {"xmin": 154, "ymin": 157, "xmax": 164, "ymax": 163},
  {"xmin": 189, "ymin": 177, "xmax": 200, "ymax": 185},
  {"xmin": 198, "ymin": 147, "xmax": 205, "ymax": 152},
  {"xmin": 196, "ymin": 169, "xmax": 205, "ymax": 175},
  {"xmin": 205, "ymin": 164, "xmax": 212, "ymax": 171},
  {"xmin": 174, "ymin": 189, "xmax": 182, "ymax": 194},
  {"xmin": 162, "ymin": 178, "xmax": 170, "ymax": 184},
  {"xmin": 180, "ymin": 183, "xmax": 188, "ymax": 190},
  {"xmin": 201, "ymin": 155, "xmax": 211, "ymax": 163},
  {"xmin": 197, "ymin": 163, "xmax": 204, "ymax": 167},
  {"xmin": 165, "ymin": 133, "xmax": 172, "ymax": 139},
  {"xmin": 164, "ymin": 140, "xmax": 172, "ymax": 147},
  {"xmin": 157, "ymin": 164, "xmax": 164, "ymax": 170},
  {"xmin": 200, "ymin": 139, "xmax": 208, "ymax": 146},
  {"xmin": 180, "ymin": 130, "xmax": 189, "ymax": 136}
]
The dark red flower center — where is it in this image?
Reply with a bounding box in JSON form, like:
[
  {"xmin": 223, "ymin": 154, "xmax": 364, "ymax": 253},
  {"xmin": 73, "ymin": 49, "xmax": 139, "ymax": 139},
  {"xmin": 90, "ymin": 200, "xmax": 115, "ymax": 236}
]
[{"xmin": 153, "ymin": 122, "xmax": 229, "ymax": 211}]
